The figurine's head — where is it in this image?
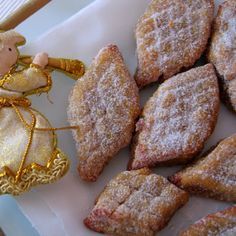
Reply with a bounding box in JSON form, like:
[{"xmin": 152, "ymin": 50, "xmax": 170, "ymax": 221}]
[{"xmin": 0, "ymin": 30, "xmax": 25, "ymax": 76}]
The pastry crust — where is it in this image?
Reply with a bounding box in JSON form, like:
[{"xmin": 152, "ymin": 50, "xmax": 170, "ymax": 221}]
[
  {"xmin": 169, "ymin": 134, "xmax": 236, "ymax": 202},
  {"xmin": 180, "ymin": 206, "xmax": 236, "ymax": 236},
  {"xmin": 130, "ymin": 64, "xmax": 219, "ymax": 170},
  {"xmin": 84, "ymin": 168, "xmax": 189, "ymax": 236},
  {"xmin": 208, "ymin": 0, "xmax": 236, "ymax": 112},
  {"xmin": 67, "ymin": 45, "xmax": 140, "ymax": 181},
  {"xmin": 135, "ymin": 0, "xmax": 214, "ymax": 88}
]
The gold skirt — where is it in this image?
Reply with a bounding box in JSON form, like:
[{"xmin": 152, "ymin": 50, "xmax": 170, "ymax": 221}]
[{"xmin": 0, "ymin": 107, "xmax": 69, "ymax": 195}]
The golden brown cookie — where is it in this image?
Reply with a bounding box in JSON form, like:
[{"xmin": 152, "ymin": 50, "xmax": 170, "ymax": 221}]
[
  {"xmin": 208, "ymin": 0, "xmax": 236, "ymax": 112},
  {"xmin": 129, "ymin": 64, "xmax": 219, "ymax": 170},
  {"xmin": 67, "ymin": 45, "xmax": 140, "ymax": 181},
  {"xmin": 84, "ymin": 168, "xmax": 189, "ymax": 236},
  {"xmin": 180, "ymin": 206, "xmax": 236, "ymax": 236},
  {"xmin": 135, "ymin": 0, "xmax": 214, "ymax": 88},
  {"xmin": 169, "ymin": 134, "xmax": 236, "ymax": 202}
]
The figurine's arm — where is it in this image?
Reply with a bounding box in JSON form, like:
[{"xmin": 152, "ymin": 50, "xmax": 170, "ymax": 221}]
[{"xmin": 2, "ymin": 53, "xmax": 50, "ymax": 93}]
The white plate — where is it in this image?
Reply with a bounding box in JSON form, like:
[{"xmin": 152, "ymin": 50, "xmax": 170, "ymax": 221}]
[{"xmin": 16, "ymin": 0, "xmax": 234, "ymax": 235}]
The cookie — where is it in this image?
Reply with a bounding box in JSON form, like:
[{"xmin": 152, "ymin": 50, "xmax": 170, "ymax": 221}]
[
  {"xmin": 208, "ymin": 0, "xmax": 236, "ymax": 112},
  {"xmin": 129, "ymin": 64, "xmax": 219, "ymax": 170},
  {"xmin": 84, "ymin": 168, "xmax": 189, "ymax": 236},
  {"xmin": 180, "ymin": 206, "xmax": 236, "ymax": 236},
  {"xmin": 67, "ymin": 45, "xmax": 140, "ymax": 181},
  {"xmin": 169, "ymin": 133, "xmax": 236, "ymax": 202},
  {"xmin": 135, "ymin": 0, "xmax": 214, "ymax": 87}
]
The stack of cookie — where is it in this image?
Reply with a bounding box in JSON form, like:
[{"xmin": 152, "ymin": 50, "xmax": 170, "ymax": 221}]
[{"xmin": 67, "ymin": 0, "xmax": 236, "ymax": 235}]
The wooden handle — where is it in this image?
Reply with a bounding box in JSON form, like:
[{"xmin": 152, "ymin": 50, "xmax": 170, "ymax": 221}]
[
  {"xmin": 19, "ymin": 56, "xmax": 85, "ymax": 79},
  {"xmin": 0, "ymin": 0, "xmax": 51, "ymax": 30}
]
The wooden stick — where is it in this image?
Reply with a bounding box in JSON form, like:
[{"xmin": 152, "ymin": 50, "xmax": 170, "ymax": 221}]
[
  {"xmin": 19, "ymin": 55, "xmax": 85, "ymax": 79},
  {"xmin": 0, "ymin": 0, "xmax": 51, "ymax": 30}
]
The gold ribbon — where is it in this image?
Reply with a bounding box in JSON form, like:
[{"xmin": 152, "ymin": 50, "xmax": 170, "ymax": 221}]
[
  {"xmin": 0, "ymin": 97, "xmax": 31, "ymax": 107},
  {"xmin": 0, "ymin": 97, "xmax": 79, "ymax": 182},
  {"xmin": 0, "ymin": 65, "xmax": 79, "ymax": 182}
]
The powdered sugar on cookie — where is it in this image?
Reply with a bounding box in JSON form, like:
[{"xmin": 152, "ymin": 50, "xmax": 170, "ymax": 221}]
[
  {"xmin": 84, "ymin": 168, "xmax": 188, "ymax": 236},
  {"xmin": 180, "ymin": 206, "xmax": 236, "ymax": 236},
  {"xmin": 135, "ymin": 0, "xmax": 214, "ymax": 87},
  {"xmin": 170, "ymin": 133, "xmax": 236, "ymax": 202},
  {"xmin": 208, "ymin": 0, "xmax": 236, "ymax": 80},
  {"xmin": 130, "ymin": 64, "xmax": 219, "ymax": 169},
  {"xmin": 67, "ymin": 45, "xmax": 140, "ymax": 181},
  {"xmin": 208, "ymin": 0, "xmax": 236, "ymax": 112}
]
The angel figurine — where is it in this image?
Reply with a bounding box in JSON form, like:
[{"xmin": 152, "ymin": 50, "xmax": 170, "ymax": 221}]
[{"xmin": 0, "ymin": 30, "xmax": 84, "ymax": 195}]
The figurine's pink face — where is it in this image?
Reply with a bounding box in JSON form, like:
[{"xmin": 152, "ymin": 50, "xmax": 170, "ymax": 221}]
[
  {"xmin": 0, "ymin": 44, "xmax": 18, "ymax": 75},
  {"xmin": 0, "ymin": 43, "xmax": 18, "ymax": 76},
  {"xmin": 0, "ymin": 30, "xmax": 25, "ymax": 76}
]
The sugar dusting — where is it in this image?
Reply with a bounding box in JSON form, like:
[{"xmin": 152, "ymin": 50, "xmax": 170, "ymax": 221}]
[
  {"xmin": 135, "ymin": 0, "xmax": 214, "ymax": 86},
  {"xmin": 208, "ymin": 1, "xmax": 236, "ymax": 111},
  {"xmin": 209, "ymin": 0, "xmax": 236, "ymax": 80},
  {"xmin": 67, "ymin": 45, "xmax": 140, "ymax": 180},
  {"xmin": 132, "ymin": 64, "xmax": 219, "ymax": 169},
  {"xmin": 173, "ymin": 133, "xmax": 236, "ymax": 202},
  {"xmin": 181, "ymin": 206, "xmax": 236, "ymax": 235},
  {"xmin": 85, "ymin": 169, "xmax": 188, "ymax": 235}
]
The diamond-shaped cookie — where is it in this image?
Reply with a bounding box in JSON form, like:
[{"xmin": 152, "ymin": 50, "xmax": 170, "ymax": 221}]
[
  {"xmin": 135, "ymin": 0, "xmax": 214, "ymax": 87},
  {"xmin": 84, "ymin": 168, "xmax": 189, "ymax": 236},
  {"xmin": 208, "ymin": 0, "xmax": 236, "ymax": 112},
  {"xmin": 180, "ymin": 206, "xmax": 236, "ymax": 236},
  {"xmin": 130, "ymin": 64, "xmax": 219, "ymax": 170},
  {"xmin": 67, "ymin": 45, "xmax": 140, "ymax": 181},
  {"xmin": 169, "ymin": 133, "xmax": 236, "ymax": 202}
]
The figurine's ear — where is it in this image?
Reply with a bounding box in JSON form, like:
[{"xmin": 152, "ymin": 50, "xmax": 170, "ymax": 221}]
[{"xmin": 0, "ymin": 30, "xmax": 26, "ymax": 47}]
